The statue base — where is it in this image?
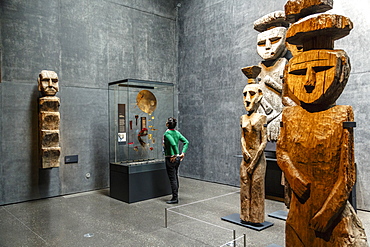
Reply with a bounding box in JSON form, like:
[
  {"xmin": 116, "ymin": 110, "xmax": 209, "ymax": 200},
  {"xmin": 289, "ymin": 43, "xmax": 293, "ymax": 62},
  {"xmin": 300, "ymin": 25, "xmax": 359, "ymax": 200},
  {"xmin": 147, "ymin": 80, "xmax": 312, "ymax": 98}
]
[
  {"xmin": 221, "ymin": 213, "xmax": 273, "ymax": 231},
  {"xmin": 268, "ymin": 210, "xmax": 288, "ymax": 221}
]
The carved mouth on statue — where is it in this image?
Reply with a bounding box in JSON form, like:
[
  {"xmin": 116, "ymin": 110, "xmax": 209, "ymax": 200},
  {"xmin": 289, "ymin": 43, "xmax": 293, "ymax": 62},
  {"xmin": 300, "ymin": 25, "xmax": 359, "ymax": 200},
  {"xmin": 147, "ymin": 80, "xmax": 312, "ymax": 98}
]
[
  {"xmin": 44, "ymin": 88, "xmax": 57, "ymax": 94},
  {"xmin": 304, "ymin": 85, "xmax": 315, "ymax": 93}
]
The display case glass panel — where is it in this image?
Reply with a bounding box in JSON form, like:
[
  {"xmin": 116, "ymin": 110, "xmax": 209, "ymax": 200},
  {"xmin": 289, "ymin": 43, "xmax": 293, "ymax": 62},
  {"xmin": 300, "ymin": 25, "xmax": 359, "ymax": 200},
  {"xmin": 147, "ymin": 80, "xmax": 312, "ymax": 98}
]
[{"xmin": 109, "ymin": 79, "xmax": 174, "ymax": 164}]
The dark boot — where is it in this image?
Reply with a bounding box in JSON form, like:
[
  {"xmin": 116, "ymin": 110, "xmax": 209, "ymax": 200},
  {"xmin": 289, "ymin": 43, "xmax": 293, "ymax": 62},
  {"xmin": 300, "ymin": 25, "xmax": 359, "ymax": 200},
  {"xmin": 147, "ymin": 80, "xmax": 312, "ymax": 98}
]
[{"xmin": 166, "ymin": 196, "xmax": 178, "ymax": 204}]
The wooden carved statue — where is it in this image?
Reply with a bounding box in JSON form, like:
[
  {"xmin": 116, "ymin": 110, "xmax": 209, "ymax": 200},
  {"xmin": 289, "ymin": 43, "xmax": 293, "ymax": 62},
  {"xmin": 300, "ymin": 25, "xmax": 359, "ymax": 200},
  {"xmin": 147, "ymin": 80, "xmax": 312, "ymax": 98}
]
[
  {"xmin": 240, "ymin": 83, "xmax": 267, "ymax": 224},
  {"xmin": 277, "ymin": 0, "xmax": 368, "ymax": 246},
  {"xmin": 250, "ymin": 11, "xmax": 295, "ymax": 142},
  {"xmin": 38, "ymin": 70, "xmax": 61, "ymax": 169}
]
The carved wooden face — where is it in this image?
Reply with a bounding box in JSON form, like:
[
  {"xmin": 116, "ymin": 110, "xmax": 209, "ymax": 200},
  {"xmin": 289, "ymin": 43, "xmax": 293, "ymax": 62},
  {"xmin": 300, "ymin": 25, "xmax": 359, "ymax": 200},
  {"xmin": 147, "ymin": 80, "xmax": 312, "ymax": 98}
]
[
  {"xmin": 38, "ymin": 70, "xmax": 59, "ymax": 96},
  {"xmin": 243, "ymin": 84, "xmax": 263, "ymax": 113},
  {"xmin": 257, "ymin": 27, "xmax": 287, "ymax": 60},
  {"xmin": 285, "ymin": 50, "xmax": 350, "ymax": 105}
]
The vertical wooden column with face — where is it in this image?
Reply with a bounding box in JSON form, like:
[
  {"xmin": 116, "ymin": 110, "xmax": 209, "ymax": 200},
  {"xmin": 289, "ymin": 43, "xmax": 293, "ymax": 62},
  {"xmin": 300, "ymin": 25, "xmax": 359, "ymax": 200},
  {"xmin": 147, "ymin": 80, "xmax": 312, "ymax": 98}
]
[
  {"xmin": 277, "ymin": 0, "xmax": 368, "ymax": 246},
  {"xmin": 239, "ymin": 84, "xmax": 267, "ymax": 224},
  {"xmin": 251, "ymin": 11, "xmax": 293, "ymax": 142},
  {"xmin": 38, "ymin": 70, "xmax": 61, "ymax": 169}
]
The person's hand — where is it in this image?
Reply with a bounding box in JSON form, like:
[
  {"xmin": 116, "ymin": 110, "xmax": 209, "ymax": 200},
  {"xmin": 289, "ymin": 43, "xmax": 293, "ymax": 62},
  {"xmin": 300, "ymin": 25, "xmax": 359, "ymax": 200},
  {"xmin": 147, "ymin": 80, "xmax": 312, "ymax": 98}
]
[
  {"xmin": 180, "ymin": 153, "xmax": 185, "ymax": 161},
  {"xmin": 170, "ymin": 156, "xmax": 177, "ymax": 163}
]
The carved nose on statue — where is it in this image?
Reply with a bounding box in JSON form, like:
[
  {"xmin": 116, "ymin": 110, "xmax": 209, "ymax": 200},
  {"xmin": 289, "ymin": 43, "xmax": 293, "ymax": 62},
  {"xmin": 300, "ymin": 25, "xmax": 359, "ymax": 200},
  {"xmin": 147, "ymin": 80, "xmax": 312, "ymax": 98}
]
[
  {"xmin": 265, "ymin": 40, "xmax": 271, "ymax": 50},
  {"xmin": 304, "ymin": 84, "xmax": 315, "ymax": 93},
  {"xmin": 304, "ymin": 68, "xmax": 316, "ymax": 93}
]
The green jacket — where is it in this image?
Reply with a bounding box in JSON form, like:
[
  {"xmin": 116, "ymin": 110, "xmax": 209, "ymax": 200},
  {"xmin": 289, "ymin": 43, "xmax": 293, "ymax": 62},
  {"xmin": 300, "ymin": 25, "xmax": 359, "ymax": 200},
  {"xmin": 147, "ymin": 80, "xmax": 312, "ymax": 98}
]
[{"xmin": 163, "ymin": 129, "xmax": 189, "ymax": 156}]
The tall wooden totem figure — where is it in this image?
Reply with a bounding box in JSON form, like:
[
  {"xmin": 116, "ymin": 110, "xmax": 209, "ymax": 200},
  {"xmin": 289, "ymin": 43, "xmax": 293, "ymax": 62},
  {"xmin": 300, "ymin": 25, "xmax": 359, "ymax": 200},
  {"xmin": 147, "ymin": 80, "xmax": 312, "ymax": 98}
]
[
  {"xmin": 277, "ymin": 0, "xmax": 368, "ymax": 246},
  {"xmin": 249, "ymin": 11, "xmax": 295, "ymax": 142},
  {"xmin": 38, "ymin": 70, "xmax": 61, "ymax": 169},
  {"xmin": 240, "ymin": 82, "xmax": 267, "ymax": 224}
]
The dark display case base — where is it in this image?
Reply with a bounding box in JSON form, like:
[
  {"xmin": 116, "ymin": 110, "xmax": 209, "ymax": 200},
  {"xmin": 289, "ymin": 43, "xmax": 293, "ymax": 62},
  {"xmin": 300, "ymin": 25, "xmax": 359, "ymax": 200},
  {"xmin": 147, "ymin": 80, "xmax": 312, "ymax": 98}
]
[{"xmin": 110, "ymin": 160, "xmax": 171, "ymax": 203}]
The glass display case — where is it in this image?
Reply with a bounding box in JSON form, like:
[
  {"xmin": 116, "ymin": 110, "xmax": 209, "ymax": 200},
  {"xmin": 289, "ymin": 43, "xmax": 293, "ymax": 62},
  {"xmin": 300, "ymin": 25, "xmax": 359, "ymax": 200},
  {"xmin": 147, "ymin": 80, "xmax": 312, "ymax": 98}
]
[
  {"xmin": 109, "ymin": 79, "xmax": 174, "ymax": 164},
  {"xmin": 108, "ymin": 79, "xmax": 174, "ymax": 203}
]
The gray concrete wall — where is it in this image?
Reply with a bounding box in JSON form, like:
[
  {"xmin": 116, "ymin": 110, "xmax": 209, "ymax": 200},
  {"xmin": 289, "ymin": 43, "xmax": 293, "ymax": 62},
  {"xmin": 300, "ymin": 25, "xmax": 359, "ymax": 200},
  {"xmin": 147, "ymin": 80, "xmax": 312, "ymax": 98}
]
[
  {"xmin": 177, "ymin": 0, "xmax": 370, "ymax": 210},
  {"xmin": 0, "ymin": 0, "xmax": 177, "ymax": 205}
]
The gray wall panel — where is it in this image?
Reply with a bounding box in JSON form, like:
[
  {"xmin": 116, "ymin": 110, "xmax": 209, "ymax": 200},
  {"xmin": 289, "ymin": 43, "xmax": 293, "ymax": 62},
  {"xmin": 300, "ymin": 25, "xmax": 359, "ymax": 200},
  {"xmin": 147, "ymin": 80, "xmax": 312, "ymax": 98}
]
[
  {"xmin": 106, "ymin": 6, "xmax": 136, "ymax": 82},
  {"xmin": 59, "ymin": 87, "xmax": 109, "ymax": 194},
  {"xmin": 0, "ymin": 0, "xmax": 177, "ymax": 205},
  {"xmin": 107, "ymin": 0, "xmax": 177, "ymax": 20},
  {"xmin": 0, "ymin": 83, "xmax": 3, "ymax": 204},
  {"xmin": 59, "ymin": 0, "xmax": 109, "ymax": 89},
  {"xmin": 338, "ymin": 72, "xmax": 370, "ymax": 210},
  {"xmin": 1, "ymin": 0, "xmax": 61, "ymax": 83}
]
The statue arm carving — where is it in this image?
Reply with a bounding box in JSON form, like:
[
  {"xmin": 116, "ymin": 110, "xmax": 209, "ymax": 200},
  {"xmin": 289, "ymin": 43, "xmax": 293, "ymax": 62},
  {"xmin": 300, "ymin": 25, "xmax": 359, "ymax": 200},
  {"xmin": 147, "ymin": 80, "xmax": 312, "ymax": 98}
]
[
  {"xmin": 264, "ymin": 75, "xmax": 282, "ymax": 93},
  {"xmin": 241, "ymin": 129, "xmax": 252, "ymax": 163},
  {"xmin": 277, "ymin": 118, "xmax": 310, "ymax": 200},
  {"xmin": 309, "ymin": 127, "xmax": 355, "ymax": 232},
  {"xmin": 247, "ymin": 118, "xmax": 267, "ymax": 174}
]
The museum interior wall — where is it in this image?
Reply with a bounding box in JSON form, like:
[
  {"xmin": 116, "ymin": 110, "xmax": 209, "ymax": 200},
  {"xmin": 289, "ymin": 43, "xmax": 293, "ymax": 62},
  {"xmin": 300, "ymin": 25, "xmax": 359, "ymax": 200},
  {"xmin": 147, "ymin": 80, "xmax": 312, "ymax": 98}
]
[
  {"xmin": 1, "ymin": 0, "xmax": 370, "ymax": 212},
  {"xmin": 177, "ymin": 0, "xmax": 370, "ymax": 211},
  {"xmin": 0, "ymin": 0, "xmax": 177, "ymax": 205}
]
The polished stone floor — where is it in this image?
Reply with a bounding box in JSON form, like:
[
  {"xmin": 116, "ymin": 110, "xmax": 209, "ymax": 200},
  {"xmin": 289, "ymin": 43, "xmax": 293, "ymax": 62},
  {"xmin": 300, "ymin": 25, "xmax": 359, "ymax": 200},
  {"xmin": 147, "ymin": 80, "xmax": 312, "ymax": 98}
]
[{"xmin": 1, "ymin": 177, "xmax": 370, "ymax": 247}]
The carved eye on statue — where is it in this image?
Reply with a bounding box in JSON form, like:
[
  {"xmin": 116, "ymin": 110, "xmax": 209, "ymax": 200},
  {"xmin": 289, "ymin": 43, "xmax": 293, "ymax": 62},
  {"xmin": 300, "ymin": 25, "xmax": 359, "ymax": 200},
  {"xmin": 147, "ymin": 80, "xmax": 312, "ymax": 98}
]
[
  {"xmin": 289, "ymin": 68, "xmax": 307, "ymax": 75},
  {"xmin": 289, "ymin": 66, "xmax": 333, "ymax": 76},
  {"xmin": 313, "ymin": 66, "xmax": 333, "ymax": 73},
  {"xmin": 270, "ymin": 37, "xmax": 282, "ymax": 44},
  {"xmin": 243, "ymin": 91, "xmax": 256, "ymax": 97},
  {"xmin": 258, "ymin": 40, "xmax": 266, "ymax": 46}
]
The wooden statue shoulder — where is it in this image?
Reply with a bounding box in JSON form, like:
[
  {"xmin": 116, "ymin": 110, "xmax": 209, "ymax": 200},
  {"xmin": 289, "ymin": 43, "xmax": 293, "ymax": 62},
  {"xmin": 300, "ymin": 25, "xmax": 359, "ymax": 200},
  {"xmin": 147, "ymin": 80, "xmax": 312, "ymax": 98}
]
[
  {"xmin": 331, "ymin": 105, "xmax": 354, "ymax": 121},
  {"xmin": 282, "ymin": 106, "xmax": 300, "ymax": 114}
]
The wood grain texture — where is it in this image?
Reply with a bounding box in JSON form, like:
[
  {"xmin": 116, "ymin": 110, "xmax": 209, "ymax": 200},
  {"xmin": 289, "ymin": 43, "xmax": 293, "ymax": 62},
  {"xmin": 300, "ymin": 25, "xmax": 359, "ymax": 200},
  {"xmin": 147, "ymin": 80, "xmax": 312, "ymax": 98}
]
[
  {"xmin": 277, "ymin": 105, "xmax": 367, "ymax": 246},
  {"xmin": 241, "ymin": 65, "xmax": 261, "ymax": 80},
  {"xmin": 285, "ymin": 0, "xmax": 333, "ymax": 23},
  {"xmin": 286, "ymin": 14, "xmax": 353, "ymax": 48},
  {"xmin": 253, "ymin": 11, "xmax": 289, "ymax": 32}
]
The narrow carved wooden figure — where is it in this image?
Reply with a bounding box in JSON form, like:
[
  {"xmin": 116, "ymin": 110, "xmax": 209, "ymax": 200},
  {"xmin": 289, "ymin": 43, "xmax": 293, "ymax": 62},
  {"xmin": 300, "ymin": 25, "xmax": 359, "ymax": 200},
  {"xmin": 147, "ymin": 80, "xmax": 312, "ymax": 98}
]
[
  {"xmin": 38, "ymin": 70, "xmax": 61, "ymax": 169},
  {"xmin": 277, "ymin": 47, "xmax": 368, "ymax": 246},
  {"xmin": 240, "ymin": 84, "xmax": 267, "ymax": 224},
  {"xmin": 252, "ymin": 11, "xmax": 295, "ymax": 142}
]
